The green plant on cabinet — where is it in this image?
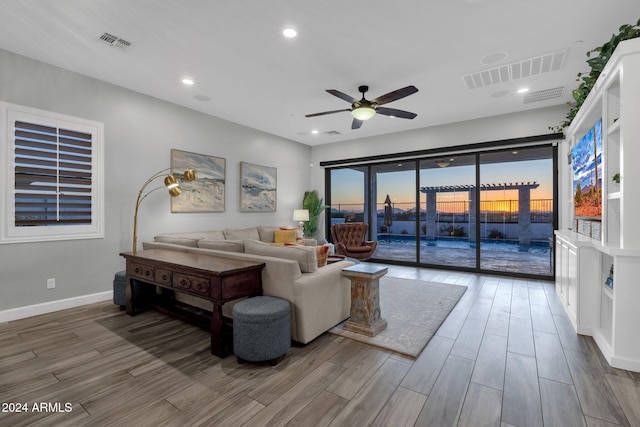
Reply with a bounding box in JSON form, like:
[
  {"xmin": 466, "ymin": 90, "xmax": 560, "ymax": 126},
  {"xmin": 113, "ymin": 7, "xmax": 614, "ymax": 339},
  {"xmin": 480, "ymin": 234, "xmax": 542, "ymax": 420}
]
[{"xmin": 551, "ymin": 19, "xmax": 640, "ymax": 132}]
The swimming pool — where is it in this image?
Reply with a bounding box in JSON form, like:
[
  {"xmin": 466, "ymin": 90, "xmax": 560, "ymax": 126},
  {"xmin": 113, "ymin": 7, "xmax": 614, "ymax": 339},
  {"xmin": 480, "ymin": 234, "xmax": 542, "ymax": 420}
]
[{"xmin": 376, "ymin": 234, "xmax": 551, "ymax": 254}]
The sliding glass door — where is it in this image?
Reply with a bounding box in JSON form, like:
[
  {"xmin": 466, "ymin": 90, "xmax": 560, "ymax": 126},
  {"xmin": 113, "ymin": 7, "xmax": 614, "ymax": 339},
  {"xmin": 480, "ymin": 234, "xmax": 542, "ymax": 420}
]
[
  {"xmin": 419, "ymin": 154, "xmax": 477, "ymax": 268},
  {"xmin": 479, "ymin": 147, "xmax": 554, "ymax": 275},
  {"xmin": 325, "ymin": 144, "xmax": 556, "ymax": 278},
  {"xmin": 371, "ymin": 162, "xmax": 417, "ymax": 262},
  {"xmin": 328, "ymin": 165, "xmax": 368, "ymax": 230}
]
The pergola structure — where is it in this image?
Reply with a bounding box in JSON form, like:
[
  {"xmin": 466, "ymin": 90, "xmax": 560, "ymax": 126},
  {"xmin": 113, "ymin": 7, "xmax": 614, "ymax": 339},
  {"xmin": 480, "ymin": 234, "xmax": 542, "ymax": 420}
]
[{"xmin": 420, "ymin": 182, "xmax": 540, "ymax": 245}]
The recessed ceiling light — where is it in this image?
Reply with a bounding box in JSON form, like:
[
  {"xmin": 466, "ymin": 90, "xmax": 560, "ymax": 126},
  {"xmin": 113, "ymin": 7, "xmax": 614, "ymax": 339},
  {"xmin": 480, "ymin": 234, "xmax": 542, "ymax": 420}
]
[
  {"xmin": 311, "ymin": 129, "xmax": 319, "ymax": 134},
  {"xmin": 517, "ymin": 87, "xmax": 529, "ymax": 94},
  {"xmin": 481, "ymin": 52, "xmax": 508, "ymax": 65},
  {"xmin": 491, "ymin": 90, "xmax": 510, "ymax": 98},
  {"xmin": 182, "ymin": 78, "xmax": 194, "ymax": 85},
  {"xmin": 283, "ymin": 28, "xmax": 297, "ymax": 38}
]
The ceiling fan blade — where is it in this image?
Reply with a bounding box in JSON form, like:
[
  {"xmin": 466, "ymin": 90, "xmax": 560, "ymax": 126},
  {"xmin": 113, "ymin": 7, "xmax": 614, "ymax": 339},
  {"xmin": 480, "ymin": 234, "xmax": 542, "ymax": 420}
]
[
  {"xmin": 375, "ymin": 107, "xmax": 417, "ymax": 119},
  {"xmin": 326, "ymin": 89, "xmax": 357, "ymax": 103},
  {"xmin": 371, "ymin": 85, "xmax": 418, "ymax": 106},
  {"xmin": 305, "ymin": 108, "xmax": 351, "ymax": 118},
  {"xmin": 351, "ymin": 118, "xmax": 363, "ymax": 129}
]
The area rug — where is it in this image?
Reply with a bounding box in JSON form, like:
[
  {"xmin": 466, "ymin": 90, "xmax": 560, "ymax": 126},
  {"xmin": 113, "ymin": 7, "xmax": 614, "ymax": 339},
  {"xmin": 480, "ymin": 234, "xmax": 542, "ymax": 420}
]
[{"xmin": 329, "ymin": 277, "xmax": 467, "ymax": 358}]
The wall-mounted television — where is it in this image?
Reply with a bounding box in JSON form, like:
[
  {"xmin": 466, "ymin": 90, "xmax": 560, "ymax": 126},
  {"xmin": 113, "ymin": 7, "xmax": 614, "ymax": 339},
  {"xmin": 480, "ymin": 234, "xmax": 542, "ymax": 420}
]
[{"xmin": 572, "ymin": 118, "xmax": 602, "ymax": 219}]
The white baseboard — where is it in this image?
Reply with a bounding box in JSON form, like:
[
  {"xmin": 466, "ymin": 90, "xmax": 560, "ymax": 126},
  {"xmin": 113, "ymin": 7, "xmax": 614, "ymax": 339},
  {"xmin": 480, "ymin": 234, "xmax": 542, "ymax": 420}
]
[{"xmin": 0, "ymin": 291, "xmax": 113, "ymax": 323}]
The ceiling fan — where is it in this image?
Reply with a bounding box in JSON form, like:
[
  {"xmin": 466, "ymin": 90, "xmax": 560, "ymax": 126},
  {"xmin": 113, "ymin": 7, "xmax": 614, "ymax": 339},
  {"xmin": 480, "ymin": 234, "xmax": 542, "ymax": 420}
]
[{"xmin": 305, "ymin": 85, "xmax": 418, "ymax": 129}]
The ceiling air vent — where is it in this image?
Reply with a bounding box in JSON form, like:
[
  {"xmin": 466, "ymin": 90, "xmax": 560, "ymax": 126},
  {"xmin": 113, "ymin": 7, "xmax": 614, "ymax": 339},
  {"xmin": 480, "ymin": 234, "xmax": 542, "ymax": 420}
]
[
  {"xmin": 324, "ymin": 130, "xmax": 341, "ymax": 135},
  {"xmin": 523, "ymin": 87, "xmax": 564, "ymax": 104},
  {"xmin": 462, "ymin": 49, "xmax": 567, "ymax": 90},
  {"xmin": 98, "ymin": 32, "xmax": 135, "ymax": 51}
]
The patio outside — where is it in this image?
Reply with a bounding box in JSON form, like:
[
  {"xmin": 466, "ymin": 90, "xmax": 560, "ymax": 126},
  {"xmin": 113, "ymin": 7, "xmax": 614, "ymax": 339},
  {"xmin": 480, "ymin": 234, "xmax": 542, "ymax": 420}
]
[{"xmin": 332, "ymin": 195, "xmax": 554, "ymax": 277}]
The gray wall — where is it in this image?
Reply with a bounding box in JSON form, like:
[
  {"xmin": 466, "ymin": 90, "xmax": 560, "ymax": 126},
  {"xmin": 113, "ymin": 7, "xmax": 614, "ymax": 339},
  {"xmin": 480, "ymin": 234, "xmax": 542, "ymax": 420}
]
[{"xmin": 0, "ymin": 49, "xmax": 311, "ymax": 313}]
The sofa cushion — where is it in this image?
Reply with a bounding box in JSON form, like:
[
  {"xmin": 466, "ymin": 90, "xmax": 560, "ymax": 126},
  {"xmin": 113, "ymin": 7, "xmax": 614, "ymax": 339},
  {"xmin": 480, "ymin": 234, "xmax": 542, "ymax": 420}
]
[
  {"xmin": 200, "ymin": 230, "xmax": 225, "ymax": 240},
  {"xmin": 274, "ymin": 229, "xmax": 297, "ymax": 244},
  {"xmin": 257, "ymin": 226, "xmax": 278, "ymax": 243},
  {"xmin": 223, "ymin": 227, "xmax": 260, "ymax": 241},
  {"xmin": 198, "ymin": 239, "xmax": 245, "ymax": 253},
  {"xmin": 154, "ymin": 234, "xmax": 200, "ymax": 247},
  {"xmin": 244, "ymin": 240, "xmax": 318, "ymax": 273}
]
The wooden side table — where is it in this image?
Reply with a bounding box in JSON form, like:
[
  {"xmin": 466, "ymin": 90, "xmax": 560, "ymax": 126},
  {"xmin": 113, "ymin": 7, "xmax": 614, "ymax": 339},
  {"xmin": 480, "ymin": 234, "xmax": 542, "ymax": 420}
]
[{"xmin": 341, "ymin": 264, "xmax": 388, "ymax": 336}]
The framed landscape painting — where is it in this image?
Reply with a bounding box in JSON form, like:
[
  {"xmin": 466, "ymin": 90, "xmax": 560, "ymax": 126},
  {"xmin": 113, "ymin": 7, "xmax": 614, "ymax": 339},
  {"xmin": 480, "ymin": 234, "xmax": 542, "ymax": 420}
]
[
  {"xmin": 571, "ymin": 119, "xmax": 602, "ymax": 219},
  {"xmin": 240, "ymin": 162, "xmax": 277, "ymax": 212},
  {"xmin": 171, "ymin": 149, "xmax": 226, "ymax": 212}
]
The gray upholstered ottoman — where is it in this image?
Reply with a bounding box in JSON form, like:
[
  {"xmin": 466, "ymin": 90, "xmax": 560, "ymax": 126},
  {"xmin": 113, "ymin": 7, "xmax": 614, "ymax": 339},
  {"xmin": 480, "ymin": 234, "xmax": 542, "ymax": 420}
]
[
  {"xmin": 113, "ymin": 271, "xmax": 129, "ymax": 309},
  {"xmin": 113, "ymin": 271, "xmax": 144, "ymax": 309},
  {"xmin": 232, "ymin": 296, "xmax": 291, "ymax": 365}
]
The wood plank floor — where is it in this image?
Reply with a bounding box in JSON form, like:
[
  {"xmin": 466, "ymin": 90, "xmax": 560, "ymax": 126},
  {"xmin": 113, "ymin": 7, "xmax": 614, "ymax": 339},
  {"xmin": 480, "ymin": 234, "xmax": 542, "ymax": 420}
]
[{"xmin": 2, "ymin": 264, "xmax": 640, "ymax": 426}]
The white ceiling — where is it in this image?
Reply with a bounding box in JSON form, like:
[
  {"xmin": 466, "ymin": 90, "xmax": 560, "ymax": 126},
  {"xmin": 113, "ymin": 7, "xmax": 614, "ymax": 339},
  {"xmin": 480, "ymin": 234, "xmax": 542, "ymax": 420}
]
[{"xmin": 0, "ymin": 1, "xmax": 638, "ymax": 146}]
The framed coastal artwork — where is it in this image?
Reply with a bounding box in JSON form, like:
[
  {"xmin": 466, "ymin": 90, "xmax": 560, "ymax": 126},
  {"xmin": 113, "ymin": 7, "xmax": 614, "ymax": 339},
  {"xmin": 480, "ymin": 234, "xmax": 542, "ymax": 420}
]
[
  {"xmin": 171, "ymin": 149, "xmax": 226, "ymax": 212},
  {"xmin": 240, "ymin": 162, "xmax": 277, "ymax": 212}
]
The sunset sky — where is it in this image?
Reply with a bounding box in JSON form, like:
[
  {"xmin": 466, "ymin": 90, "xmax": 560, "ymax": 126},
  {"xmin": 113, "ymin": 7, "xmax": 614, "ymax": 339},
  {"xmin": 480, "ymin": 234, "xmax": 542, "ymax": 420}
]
[{"xmin": 331, "ymin": 158, "xmax": 553, "ymax": 211}]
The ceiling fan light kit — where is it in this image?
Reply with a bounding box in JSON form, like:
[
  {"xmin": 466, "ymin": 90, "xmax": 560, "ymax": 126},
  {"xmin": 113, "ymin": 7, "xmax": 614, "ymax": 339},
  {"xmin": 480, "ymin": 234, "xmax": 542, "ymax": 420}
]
[
  {"xmin": 306, "ymin": 84, "xmax": 418, "ymax": 129},
  {"xmin": 351, "ymin": 106, "xmax": 375, "ymax": 121},
  {"xmin": 436, "ymin": 158, "xmax": 455, "ymax": 168}
]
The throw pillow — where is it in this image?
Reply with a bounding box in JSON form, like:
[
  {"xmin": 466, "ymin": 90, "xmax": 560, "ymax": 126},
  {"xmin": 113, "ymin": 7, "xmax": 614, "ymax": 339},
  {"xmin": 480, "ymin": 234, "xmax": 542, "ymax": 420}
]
[
  {"xmin": 222, "ymin": 227, "xmax": 260, "ymax": 241},
  {"xmin": 316, "ymin": 245, "xmax": 329, "ymax": 267},
  {"xmin": 257, "ymin": 226, "xmax": 278, "ymax": 243},
  {"xmin": 274, "ymin": 229, "xmax": 297, "ymax": 244}
]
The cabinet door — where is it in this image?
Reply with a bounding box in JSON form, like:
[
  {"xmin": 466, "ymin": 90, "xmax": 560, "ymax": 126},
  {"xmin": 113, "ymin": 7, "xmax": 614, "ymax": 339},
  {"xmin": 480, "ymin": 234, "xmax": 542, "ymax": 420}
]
[
  {"xmin": 556, "ymin": 239, "xmax": 569, "ymax": 302},
  {"xmin": 567, "ymin": 246, "xmax": 579, "ymax": 323}
]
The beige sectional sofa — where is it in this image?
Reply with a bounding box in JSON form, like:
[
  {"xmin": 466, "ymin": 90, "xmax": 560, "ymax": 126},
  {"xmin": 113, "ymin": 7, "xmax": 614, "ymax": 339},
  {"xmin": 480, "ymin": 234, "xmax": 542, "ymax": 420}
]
[{"xmin": 142, "ymin": 226, "xmax": 355, "ymax": 344}]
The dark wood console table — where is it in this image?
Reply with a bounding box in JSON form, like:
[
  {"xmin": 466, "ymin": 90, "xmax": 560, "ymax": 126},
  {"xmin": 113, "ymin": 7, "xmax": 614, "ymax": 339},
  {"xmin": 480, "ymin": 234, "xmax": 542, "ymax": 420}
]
[{"xmin": 120, "ymin": 249, "xmax": 264, "ymax": 358}]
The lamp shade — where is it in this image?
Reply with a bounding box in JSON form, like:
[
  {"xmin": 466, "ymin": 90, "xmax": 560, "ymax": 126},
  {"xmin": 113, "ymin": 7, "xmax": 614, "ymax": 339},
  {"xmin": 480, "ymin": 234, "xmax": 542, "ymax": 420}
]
[
  {"xmin": 183, "ymin": 169, "xmax": 197, "ymax": 181},
  {"xmin": 293, "ymin": 209, "xmax": 309, "ymax": 222},
  {"xmin": 351, "ymin": 106, "xmax": 376, "ymax": 121},
  {"xmin": 164, "ymin": 174, "xmax": 179, "ymax": 189}
]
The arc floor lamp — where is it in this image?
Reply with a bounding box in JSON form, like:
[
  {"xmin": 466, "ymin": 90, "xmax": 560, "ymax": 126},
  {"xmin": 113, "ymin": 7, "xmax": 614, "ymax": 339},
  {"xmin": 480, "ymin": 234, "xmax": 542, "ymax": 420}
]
[{"xmin": 132, "ymin": 167, "xmax": 196, "ymax": 253}]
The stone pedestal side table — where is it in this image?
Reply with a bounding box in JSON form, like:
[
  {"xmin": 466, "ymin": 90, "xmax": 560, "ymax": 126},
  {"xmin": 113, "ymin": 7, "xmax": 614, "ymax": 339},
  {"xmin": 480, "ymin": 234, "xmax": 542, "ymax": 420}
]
[{"xmin": 341, "ymin": 264, "xmax": 388, "ymax": 336}]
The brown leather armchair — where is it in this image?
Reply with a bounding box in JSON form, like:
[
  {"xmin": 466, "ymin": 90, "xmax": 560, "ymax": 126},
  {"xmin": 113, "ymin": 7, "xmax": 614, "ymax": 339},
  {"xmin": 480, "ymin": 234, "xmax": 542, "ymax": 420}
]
[{"xmin": 331, "ymin": 222, "xmax": 378, "ymax": 260}]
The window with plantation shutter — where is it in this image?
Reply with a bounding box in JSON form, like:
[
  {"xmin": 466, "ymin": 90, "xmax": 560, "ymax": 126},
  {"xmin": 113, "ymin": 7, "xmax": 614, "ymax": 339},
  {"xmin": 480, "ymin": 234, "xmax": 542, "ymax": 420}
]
[{"xmin": 1, "ymin": 102, "xmax": 104, "ymax": 243}]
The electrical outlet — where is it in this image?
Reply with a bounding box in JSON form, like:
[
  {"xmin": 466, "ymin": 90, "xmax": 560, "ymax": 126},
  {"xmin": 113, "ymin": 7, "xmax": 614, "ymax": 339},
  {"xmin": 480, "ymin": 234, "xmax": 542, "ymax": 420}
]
[{"xmin": 47, "ymin": 278, "xmax": 55, "ymax": 289}]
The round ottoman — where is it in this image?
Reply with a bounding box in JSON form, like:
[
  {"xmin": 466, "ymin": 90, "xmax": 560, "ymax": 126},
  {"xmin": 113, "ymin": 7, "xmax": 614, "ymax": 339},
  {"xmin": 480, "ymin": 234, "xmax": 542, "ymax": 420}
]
[
  {"xmin": 113, "ymin": 271, "xmax": 145, "ymax": 309},
  {"xmin": 232, "ymin": 296, "xmax": 291, "ymax": 366}
]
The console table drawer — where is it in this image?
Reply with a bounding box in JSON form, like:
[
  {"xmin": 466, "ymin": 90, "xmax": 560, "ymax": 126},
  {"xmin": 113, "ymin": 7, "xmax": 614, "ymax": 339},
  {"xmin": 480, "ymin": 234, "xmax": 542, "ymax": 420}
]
[
  {"xmin": 130, "ymin": 262, "xmax": 154, "ymax": 280},
  {"xmin": 156, "ymin": 268, "xmax": 173, "ymax": 285},
  {"xmin": 174, "ymin": 273, "xmax": 211, "ymax": 296}
]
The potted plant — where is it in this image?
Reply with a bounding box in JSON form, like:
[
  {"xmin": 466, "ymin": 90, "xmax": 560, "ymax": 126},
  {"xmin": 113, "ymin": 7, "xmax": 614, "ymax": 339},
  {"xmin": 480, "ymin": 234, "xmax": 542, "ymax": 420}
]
[
  {"xmin": 302, "ymin": 190, "xmax": 328, "ymax": 238},
  {"xmin": 551, "ymin": 19, "xmax": 640, "ymax": 132}
]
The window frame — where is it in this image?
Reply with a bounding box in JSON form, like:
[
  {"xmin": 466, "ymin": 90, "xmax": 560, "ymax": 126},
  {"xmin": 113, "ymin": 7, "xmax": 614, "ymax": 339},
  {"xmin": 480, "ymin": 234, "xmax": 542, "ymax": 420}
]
[{"xmin": 1, "ymin": 101, "xmax": 104, "ymax": 244}]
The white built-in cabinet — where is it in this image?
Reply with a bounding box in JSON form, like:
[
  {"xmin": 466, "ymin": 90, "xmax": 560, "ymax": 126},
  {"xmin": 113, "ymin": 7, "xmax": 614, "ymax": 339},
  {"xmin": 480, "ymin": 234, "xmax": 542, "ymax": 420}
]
[{"xmin": 555, "ymin": 37, "xmax": 640, "ymax": 372}]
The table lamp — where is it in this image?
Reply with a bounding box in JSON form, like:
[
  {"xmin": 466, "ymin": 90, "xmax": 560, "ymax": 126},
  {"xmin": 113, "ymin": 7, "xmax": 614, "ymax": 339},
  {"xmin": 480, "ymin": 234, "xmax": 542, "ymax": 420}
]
[{"xmin": 292, "ymin": 209, "xmax": 309, "ymax": 238}]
